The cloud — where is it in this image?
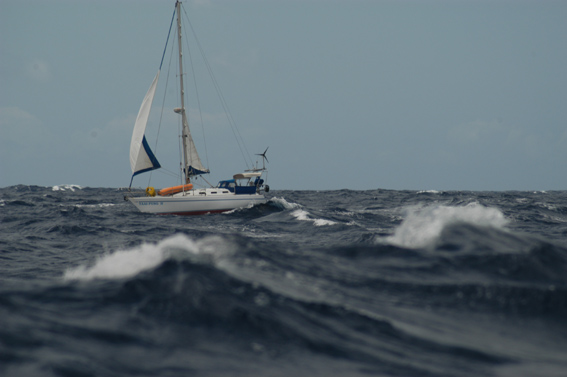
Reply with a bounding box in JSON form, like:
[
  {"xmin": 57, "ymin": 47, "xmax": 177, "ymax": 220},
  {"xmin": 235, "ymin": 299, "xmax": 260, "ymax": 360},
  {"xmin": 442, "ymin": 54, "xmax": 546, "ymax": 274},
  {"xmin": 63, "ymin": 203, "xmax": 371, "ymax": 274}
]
[
  {"xmin": 26, "ymin": 59, "xmax": 52, "ymax": 82},
  {"xmin": 0, "ymin": 107, "xmax": 52, "ymax": 182},
  {"xmin": 191, "ymin": 0, "xmax": 213, "ymax": 6},
  {"xmin": 505, "ymin": 127, "xmax": 544, "ymax": 157},
  {"xmin": 187, "ymin": 107, "xmax": 228, "ymax": 130},
  {"xmin": 446, "ymin": 118, "xmax": 564, "ymax": 163},
  {"xmin": 0, "ymin": 107, "xmax": 47, "ymax": 145},
  {"xmin": 212, "ymin": 48, "xmax": 259, "ymax": 73},
  {"xmin": 76, "ymin": 113, "xmax": 136, "ymax": 152},
  {"xmin": 0, "ymin": 106, "xmax": 40, "ymax": 127},
  {"xmin": 107, "ymin": 113, "xmax": 137, "ymax": 134},
  {"xmin": 447, "ymin": 119, "xmax": 504, "ymax": 144}
]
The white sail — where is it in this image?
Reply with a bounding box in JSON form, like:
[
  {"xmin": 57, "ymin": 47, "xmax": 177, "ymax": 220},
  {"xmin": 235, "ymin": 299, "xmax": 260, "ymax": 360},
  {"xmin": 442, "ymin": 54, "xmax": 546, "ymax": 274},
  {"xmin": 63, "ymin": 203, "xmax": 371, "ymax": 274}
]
[
  {"xmin": 130, "ymin": 71, "xmax": 161, "ymax": 176},
  {"xmin": 182, "ymin": 115, "xmax": 208, "ymax": 176}
]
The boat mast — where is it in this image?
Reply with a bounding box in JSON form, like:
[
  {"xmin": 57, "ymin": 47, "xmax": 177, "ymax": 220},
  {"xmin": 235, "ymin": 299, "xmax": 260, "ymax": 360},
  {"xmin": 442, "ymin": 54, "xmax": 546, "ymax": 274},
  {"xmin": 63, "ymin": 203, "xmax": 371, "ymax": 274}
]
[{"xmin": 176, "ymin": 1, "xmax": 190, "ymax": 184}]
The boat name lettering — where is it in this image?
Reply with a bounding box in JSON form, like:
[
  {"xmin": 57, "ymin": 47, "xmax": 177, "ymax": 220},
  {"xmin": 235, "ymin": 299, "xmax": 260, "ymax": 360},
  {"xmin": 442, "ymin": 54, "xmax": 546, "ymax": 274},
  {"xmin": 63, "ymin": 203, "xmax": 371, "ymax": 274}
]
[{"xmin": 139, "ymin": 201, "xmax": 163, "ymax": 206}]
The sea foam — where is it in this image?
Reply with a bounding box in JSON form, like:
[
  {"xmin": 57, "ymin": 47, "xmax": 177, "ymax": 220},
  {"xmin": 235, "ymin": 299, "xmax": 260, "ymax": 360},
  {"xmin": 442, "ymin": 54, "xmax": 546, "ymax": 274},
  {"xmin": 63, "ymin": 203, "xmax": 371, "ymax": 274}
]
[
  {"xmin": 291, "ymin": 209, "xmax": 337, "ymax": 226},
  {"xmin": 269, "ymin": 197, "xmax": 301, "ymax": 210},
  {"xmin": 52, "ymin": 184, "xmax": 83, "ymax": 192},
  {"xmin": 386, "ymin": 203, "xmax": 508, "ymax": 248},
  {"xmin": 64, "ymin": 234, "xmax": 233, "ymax": 281}
]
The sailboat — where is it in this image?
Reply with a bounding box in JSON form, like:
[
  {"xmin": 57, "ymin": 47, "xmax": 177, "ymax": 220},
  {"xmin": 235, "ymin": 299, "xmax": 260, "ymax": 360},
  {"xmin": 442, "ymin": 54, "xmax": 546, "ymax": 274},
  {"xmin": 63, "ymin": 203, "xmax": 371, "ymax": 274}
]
[{"xmin": 126, "ymin": 1, "xmax": 269, "ymax": 216}]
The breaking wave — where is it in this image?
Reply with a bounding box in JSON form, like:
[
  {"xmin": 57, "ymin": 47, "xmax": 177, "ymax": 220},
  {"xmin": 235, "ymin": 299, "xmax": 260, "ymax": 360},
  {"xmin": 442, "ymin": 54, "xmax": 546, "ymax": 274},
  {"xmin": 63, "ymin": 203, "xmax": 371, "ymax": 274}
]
[
  {"xmin": 386, "ymin": 203, "xmax": 509, "ymax": 248},
  {"xmin": 64, "ymin": 234, "xmax": 234, "ymax": 281}
]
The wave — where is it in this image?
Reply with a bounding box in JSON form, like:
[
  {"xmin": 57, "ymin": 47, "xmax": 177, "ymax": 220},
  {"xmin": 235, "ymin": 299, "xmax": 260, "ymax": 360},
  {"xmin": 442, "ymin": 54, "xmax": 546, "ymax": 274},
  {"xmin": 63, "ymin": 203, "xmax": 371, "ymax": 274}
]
[
  {"xmin": 268, "ymin": 196, "xmax": 301, "ymax": 210},
  {"xmin": 291, "ymin": 209, "xmax": 337, "ymax": 226},
  {"xmin": 59, "ymin": 234, "xmax": 525, "ymax": 377},
  {"xmin": 63, "ymin": 234, "xmax": 234, "ymax": 281},
  {"xmin": 385, "ymin": 203, "xmax": 509, "ymax": 249},
  {"xmin": 3, "ymin": 187, "xmax": 567, "ymax": 377},
  {"xmin": 264, "ymin": 197, "xmax": 338, "ymax": 226},
  {"xmin": 73, "ymin": 203, "xmax": 115, "ymax": 209},
  {"xmin": 52, "ymin": 184, "xmax": 83, "ymax": 192}
]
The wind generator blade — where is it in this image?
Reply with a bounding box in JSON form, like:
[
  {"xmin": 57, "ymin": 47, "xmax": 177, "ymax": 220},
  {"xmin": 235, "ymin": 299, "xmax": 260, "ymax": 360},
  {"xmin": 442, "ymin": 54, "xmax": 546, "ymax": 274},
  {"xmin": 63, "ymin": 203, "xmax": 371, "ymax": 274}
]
[{"xmin": 255, "ymin": 147, "xmax": 269, "ymax": 163}]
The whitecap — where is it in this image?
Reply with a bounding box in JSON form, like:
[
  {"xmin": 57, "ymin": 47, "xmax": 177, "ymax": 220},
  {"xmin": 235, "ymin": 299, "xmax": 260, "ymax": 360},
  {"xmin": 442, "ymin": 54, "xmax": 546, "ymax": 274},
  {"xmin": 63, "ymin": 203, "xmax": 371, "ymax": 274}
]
[
  {"xmin": 385, "ymin": 203, "xmax": 508, "ymax": 249},
  {"xmin": 291, "ymin": 209, "xmax": 336, "ymax": 226},
  {"xmin": 269, "ymin": 197, "xmax": 301, "ymax": 210},
  {"xmin": 63, "ymin": 234, "xmax": 234, "ymax": 281},
  {"xmin": 52, "ymin": 184, "xmax": 83, "ymax": 192},
  {"xmin": 221, "ymin": 201, "xmax": 256, "ymax": 215},
  {"xmin": 74, "ymin": 203, "xmax": 115, "ymax": 208}
]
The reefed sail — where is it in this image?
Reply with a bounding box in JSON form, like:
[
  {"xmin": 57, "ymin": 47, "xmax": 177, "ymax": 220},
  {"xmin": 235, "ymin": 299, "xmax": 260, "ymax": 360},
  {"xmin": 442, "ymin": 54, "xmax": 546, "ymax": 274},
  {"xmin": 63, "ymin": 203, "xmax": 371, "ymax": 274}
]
[{"xmin": 181, "ymin": 115, "xmax": 209, "ymax": 177}]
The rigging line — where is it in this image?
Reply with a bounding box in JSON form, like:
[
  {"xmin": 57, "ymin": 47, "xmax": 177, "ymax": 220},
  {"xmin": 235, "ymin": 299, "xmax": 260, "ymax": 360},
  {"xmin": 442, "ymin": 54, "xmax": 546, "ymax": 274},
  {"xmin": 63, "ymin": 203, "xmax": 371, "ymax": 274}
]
[
  {"xmin": 159, "ymin": 5, "xmax": 177, "ymax": 70},
  {"xmin": 181, "ymin": 10, "xmax": 209, "ymax": 171},
  {"xmin": 181, "ymin": 6, "xmax": 253, "ymax": 169},
  {"xmin": 153, "ymin": 32, "xmax": 177, "ymax": 154},
  {"xmin": 202, "ymin": 47, "xmax": 252, "ymax": 168},
  {"xmin": 200, "ymin": 175, "xmax": 215, "ymax": 189},
  {"xmin": 154, "ymin": 166, "xmax": 180, "ymax": 179},
  {"xmin": 140, "ymin": 8, "xmax": 176, "ymax": 190},
  {"xmin": 146, "ymin": 7, "xmax": 177, "ymax": 191}
]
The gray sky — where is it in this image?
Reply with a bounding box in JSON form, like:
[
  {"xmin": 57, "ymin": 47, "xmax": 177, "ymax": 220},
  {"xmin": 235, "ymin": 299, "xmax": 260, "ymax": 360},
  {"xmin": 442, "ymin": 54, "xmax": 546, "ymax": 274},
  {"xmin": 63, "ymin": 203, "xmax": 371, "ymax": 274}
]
[{"xmin": 1, "ymin": 0, "xmax": 566, "ymax": 191}]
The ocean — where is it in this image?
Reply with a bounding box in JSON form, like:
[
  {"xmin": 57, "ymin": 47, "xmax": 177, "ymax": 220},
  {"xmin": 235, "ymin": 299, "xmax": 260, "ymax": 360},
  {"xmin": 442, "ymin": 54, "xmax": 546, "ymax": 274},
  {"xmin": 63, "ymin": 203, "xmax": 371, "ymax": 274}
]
[{"xmin": 1, "ymin": 185, "xmax": 566, "ymax": 377}]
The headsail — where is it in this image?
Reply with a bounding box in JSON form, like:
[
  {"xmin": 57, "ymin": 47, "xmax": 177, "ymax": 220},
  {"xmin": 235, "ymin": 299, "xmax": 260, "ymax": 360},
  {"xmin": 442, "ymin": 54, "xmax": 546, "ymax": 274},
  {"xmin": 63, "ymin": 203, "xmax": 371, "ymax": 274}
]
[
  {"xmin": 128, "ymin": 7, "xmax": 175, "ymax": 187},
  {"xmin": 129, "ymin": 71, "xmax": 161, "ymax": 179}
]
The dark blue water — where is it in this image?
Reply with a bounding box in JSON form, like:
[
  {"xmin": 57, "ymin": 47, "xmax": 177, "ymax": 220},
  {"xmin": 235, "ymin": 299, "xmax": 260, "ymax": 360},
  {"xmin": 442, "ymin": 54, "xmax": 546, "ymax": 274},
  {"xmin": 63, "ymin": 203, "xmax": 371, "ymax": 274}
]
[{"xmin": 1, "ymin": 185, "xmax": 566, "ymax": 376}]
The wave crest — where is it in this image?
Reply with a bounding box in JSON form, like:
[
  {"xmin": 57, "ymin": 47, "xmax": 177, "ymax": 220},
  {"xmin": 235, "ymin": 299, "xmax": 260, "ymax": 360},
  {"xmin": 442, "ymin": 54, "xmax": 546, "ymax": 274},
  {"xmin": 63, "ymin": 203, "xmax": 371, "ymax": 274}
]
[
  {"xmin": 63, "ymin": 234, "xmax": 234, "ymax": 281},
  {"xmin": 52, "ymin": 184, "xmax": 83, "ymax": 192},
  {"xmin": 386, "ymin": 203, "xmax": 508, "ymax": 249},
  {"xmin": 291, "ymin": 209, "xmax": 337, "ymax": 226},
  {"xmin": 269, "ymin": 197, "xmax": 301, "ymax": 210}
]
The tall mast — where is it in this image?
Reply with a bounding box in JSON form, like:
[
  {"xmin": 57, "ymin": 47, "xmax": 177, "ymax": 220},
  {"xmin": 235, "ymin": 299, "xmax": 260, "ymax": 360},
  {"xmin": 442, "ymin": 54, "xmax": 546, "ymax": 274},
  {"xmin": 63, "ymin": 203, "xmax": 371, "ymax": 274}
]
[{"xmin": 176, "ymin": 1, "xmax": 190, "ymax": 183}]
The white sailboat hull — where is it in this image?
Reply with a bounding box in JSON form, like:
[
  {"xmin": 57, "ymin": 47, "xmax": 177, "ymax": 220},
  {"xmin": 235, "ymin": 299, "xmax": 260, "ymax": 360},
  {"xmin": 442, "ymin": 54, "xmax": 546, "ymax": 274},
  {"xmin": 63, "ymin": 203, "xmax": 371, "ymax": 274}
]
[{"xmin": 128, "ymin": 188, "xmax": 266, "ymax": 215}]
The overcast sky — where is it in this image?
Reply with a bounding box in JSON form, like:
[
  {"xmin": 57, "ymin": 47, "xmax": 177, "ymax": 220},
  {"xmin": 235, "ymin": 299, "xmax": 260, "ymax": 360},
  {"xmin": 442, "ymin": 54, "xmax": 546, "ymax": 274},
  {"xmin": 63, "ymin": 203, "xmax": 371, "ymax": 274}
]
[{"xmin": 1, "ymin": 0, "xmax": 566, "ymax": 191}]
